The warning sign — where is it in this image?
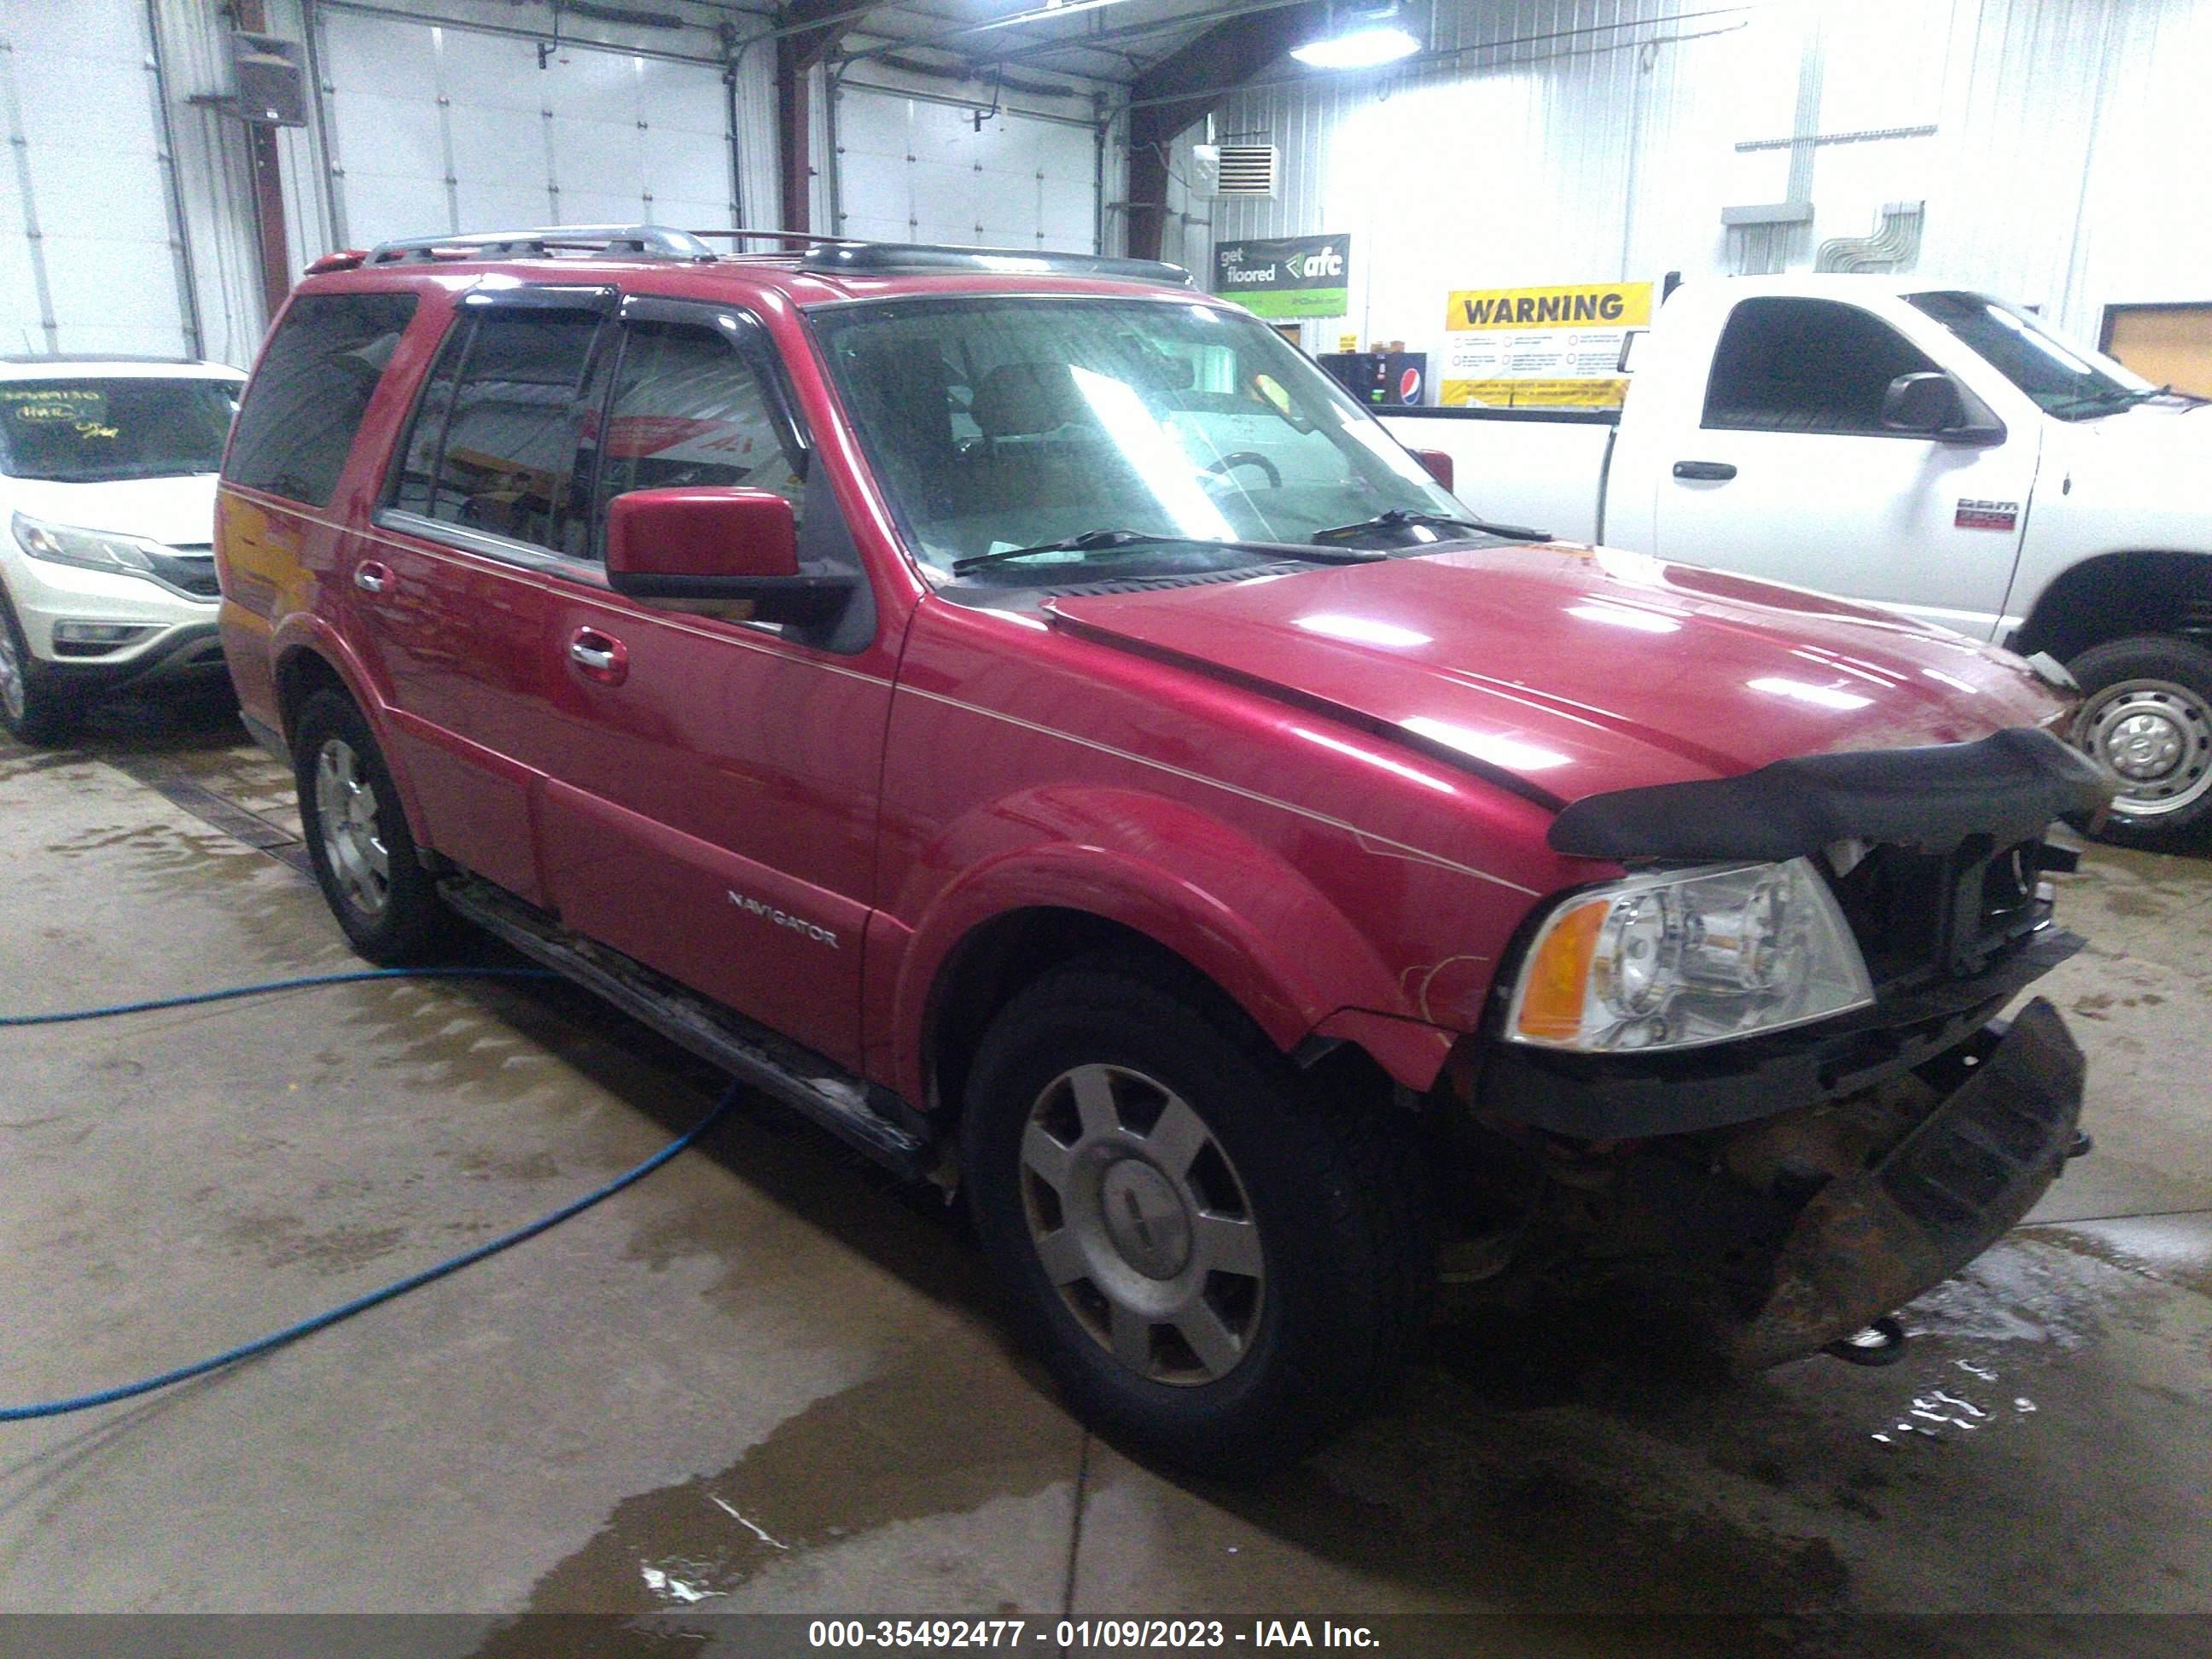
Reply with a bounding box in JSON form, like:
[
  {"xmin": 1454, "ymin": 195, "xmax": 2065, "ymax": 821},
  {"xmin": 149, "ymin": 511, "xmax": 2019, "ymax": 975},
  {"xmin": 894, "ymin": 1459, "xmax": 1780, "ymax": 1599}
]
[{"xmin": 1440, "ymin": 282, "xmax": 1651, "ymax": 409}]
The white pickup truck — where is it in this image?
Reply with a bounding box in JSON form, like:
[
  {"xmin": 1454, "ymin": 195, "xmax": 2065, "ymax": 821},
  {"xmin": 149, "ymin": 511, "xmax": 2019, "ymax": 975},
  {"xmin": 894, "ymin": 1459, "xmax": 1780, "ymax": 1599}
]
[{"xmin": 1382, "ymin": 275, "xmax": 2212, "ymax": 847}]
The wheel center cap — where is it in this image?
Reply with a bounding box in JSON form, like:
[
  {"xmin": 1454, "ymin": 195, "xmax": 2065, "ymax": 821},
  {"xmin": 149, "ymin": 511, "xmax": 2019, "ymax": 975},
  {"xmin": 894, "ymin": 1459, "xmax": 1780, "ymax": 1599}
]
[
  {"xmin": 1099, "ymin": 1157, "xmax": 1191, "ymax": 1279},
  {"xmin": 2108, "ymin": 712, "xmax": 2182, "ymax": 779}
]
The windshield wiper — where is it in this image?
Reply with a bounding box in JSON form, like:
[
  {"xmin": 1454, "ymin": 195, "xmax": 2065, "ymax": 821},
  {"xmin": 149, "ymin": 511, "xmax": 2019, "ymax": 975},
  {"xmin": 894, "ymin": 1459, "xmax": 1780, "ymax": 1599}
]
[
  {"xmin": 950, "ymin": 528, "xmax": 1384, "ymax": 578},
  {"xmin": 2048, "ymin": 383, "xmax": 2208, "ymax": 418},
  {"xmin": 1313, "ymin": 507, "xmax": 1550, "ymax": 548}
]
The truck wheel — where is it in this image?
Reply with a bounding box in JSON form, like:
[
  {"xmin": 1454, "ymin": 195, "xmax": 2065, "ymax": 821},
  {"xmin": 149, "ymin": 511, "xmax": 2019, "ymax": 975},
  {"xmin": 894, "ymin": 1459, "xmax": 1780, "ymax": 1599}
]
[
  {"xmin": 294, "ymin": 689, "xmax": 451, "ymax": 963},
  {"xmin": 2068, "ymin": 635, "xmax": 2212, "ymax": 847},
  {"xmin": 962, "ymin": 956, "xmax": 1435, "ymax": 1475},
  {"xmin": 0, "ymin": 589, "xmax": 83, "ymax": 746}
]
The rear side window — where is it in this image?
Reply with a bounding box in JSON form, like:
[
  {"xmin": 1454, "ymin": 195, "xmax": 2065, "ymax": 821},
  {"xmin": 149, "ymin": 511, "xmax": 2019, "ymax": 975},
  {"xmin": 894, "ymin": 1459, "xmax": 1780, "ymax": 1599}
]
[
  {"xmin": 228, "ymin": 292, "xmax": 418, "ymax": 505},
  {"xmin": 593, "ymin": 321, "xmax": 804, "ymax": 523},
  {"xmin": 391, "ymin": 306, "xmax": 609, "ymax": 557},
  {"xmin": 1703, "ymin": 297, "xmax": 1939, "ymax": 435}
]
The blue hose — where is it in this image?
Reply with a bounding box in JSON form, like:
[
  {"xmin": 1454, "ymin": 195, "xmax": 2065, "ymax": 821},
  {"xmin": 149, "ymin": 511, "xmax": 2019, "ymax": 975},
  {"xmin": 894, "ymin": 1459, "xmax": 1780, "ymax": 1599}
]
[
  {"xmin": 1, "ymin": 968, "xmax": 731, "ymax": 1422},
  {"xmin": 0, "ymin": 966, "xmax": 557, "ymax": 1027}
]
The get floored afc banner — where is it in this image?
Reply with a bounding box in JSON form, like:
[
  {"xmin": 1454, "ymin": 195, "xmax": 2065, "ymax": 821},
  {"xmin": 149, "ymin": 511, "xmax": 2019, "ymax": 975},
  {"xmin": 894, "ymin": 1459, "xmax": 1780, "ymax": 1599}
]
[{"xmin": 1213, "ymin": 235, "xmax": 1351, "ymax": 319}]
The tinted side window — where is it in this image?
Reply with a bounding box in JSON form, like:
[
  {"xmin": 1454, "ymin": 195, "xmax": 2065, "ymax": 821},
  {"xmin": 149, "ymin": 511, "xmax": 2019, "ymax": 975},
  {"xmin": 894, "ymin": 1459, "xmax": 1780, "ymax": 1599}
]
[
  {"xmin": 403, "ymin": 308, "xmax": 608, "ymax": 556},
  {"xmin": 595, "ymin": 322, "xmax": 803, "ymax": 523},
  {"xmin": 1703, "ymin": 298, "xmax": 1939, "ymax": 434},
  {"xmin": 229, "ymin": 293, "xmax": 418, "ymax": 505}
]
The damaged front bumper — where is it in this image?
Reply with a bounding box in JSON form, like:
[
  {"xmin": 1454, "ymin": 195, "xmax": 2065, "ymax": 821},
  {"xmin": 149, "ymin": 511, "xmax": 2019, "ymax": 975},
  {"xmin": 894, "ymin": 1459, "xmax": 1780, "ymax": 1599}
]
[
  {"xmin": 1453, "ymin": 946, "xmax": 2090, "ymax": 1371},
  {"xmin": 1730, "ymin": 995, "xmax": 2084, "ymax": 1370}
]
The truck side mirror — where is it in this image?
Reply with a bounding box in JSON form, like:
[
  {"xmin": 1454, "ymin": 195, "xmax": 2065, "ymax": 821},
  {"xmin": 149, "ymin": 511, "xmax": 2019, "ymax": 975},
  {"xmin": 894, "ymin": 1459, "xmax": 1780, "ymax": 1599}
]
[
  {"xmin": 1412, "ymin": 449, "xmax": 1453, "ymax": 491},
  {"xmin": 605, "ymin": 487, "xmax": 853, "ymax": 625},
  {"xmin": 1883, "ymin": 372, "xmax": 2005, "ymax": 446}
]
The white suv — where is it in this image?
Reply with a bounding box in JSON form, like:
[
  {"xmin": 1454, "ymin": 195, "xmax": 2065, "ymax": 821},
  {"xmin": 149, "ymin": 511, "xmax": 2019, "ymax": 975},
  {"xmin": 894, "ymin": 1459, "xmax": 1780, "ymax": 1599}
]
[{"xmin": 0, "ymin": 358, "xmax": 245, "ymax": 743}]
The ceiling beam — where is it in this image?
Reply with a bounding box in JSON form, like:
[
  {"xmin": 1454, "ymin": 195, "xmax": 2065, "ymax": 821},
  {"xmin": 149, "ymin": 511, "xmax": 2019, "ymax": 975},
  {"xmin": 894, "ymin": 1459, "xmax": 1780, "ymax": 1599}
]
[{"xmin": 1125, "ymin": 1, "xmax": 1325, "ymax": 260}]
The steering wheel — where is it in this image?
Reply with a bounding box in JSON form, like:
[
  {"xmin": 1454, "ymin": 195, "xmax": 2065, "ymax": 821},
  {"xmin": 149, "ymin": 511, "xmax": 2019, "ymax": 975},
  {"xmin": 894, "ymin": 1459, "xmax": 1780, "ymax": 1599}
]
[{"xmin": 1202, "ymin": 451, "xmax": 1283, "ymax": 492}]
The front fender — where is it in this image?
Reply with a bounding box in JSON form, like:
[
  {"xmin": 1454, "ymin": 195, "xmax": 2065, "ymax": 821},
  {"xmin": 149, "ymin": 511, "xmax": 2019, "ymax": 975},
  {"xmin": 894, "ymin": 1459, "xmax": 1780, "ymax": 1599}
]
[{"xmin": 888, "ymin": 786, "xmax": 1428, "ymax": 1102}]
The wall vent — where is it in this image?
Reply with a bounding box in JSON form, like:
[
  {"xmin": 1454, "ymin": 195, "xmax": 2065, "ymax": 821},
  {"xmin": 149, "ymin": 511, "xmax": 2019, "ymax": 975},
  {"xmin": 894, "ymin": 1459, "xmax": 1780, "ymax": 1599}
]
[{"xmin": 1195, "ymin": 143, "xmax": 1278, "ymax": 199}]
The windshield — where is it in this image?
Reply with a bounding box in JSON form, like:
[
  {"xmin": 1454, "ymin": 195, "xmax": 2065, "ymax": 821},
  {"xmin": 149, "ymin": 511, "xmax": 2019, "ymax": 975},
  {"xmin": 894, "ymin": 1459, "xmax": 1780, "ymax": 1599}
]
[
  {"xmin": 0, "ymin": 376, "xmax": 241, "ymax": 483},
  {"xmin": 812, "ymin": 296, "xmax": 1465, "ymax": 583},
  {"xmin": 1904, "ymin": 291, "xmax": 2151, "ymax": 419}
]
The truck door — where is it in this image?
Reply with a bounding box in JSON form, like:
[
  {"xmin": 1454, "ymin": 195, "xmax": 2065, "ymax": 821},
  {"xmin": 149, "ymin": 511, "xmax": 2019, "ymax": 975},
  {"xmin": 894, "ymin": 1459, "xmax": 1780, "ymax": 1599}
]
[
  {"xmin": 1649, "ymin": 296, "xmax": 2037, "ymax": 639},
  {"xmin": 521, "ymin": 298, "xmax": 890, "ymax": 1071}
]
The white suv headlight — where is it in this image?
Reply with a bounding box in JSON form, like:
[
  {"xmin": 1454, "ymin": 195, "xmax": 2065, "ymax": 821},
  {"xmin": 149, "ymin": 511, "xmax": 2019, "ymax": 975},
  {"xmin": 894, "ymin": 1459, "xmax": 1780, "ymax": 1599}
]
[
  {"xmin": 12, "ymin": 510, "xmax": 166, "ymax": 578},
  {"xmin": 1505, "ymin": 859, "xmax": 1874, "ymax": 1053}
]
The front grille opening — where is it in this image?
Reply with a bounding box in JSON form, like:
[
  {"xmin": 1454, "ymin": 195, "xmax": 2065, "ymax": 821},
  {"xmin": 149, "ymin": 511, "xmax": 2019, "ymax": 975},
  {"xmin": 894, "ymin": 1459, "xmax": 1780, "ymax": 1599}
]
[{"xmin": 1824, "ymin": 836, "xmax": 2049, "ymax": 990}]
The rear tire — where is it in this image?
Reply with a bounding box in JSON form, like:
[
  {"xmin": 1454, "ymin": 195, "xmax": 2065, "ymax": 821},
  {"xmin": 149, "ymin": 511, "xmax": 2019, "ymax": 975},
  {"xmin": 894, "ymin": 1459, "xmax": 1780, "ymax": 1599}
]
[
  {"xmin": 962, "ymin": 955, "xmax": 1435, "ymax": 1476},
  {"xmin": 2068, "ymin": 634, "xmax": 2212, "ymax": 848},
  {"xmin": 0, "ymin": 588, "xmax": 84, "ymax": 747},
  {"xmin": 294, "ymin": 689, "xmax": 451, "ymax": 963}
]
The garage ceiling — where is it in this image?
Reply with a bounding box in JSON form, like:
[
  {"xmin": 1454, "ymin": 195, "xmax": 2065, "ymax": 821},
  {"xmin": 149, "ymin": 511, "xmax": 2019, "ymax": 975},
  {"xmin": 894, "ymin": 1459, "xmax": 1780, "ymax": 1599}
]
[{"xmin": 804, "ymin": 0, "xmax": 1305, "ymax": 86}]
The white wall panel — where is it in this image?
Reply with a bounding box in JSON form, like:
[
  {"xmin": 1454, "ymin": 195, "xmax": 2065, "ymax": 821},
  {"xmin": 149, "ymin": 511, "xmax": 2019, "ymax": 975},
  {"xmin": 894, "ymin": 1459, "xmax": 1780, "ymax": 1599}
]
[
  {"xmin": 1174, "ymin": 0, "xmax": 2212, "ymax": 363},
  {"xmin": 0, "ymin": 0, "xmax": 190, "ymax": 356}
]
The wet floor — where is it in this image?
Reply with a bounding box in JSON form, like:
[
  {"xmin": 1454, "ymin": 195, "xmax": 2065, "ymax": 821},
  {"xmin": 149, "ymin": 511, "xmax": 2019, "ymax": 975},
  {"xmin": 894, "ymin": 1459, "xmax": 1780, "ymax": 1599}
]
[{"xmin": 2, "ymin": 693, "xmax": 2209, "ymax": 1648}]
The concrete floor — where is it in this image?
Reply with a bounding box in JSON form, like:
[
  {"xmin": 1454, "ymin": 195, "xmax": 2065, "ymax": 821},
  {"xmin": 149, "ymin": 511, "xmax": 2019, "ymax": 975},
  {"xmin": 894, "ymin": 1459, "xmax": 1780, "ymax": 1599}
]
[{"xmin": 3, "ymin": 693, "xmax": 2209, "ymax": 1647}]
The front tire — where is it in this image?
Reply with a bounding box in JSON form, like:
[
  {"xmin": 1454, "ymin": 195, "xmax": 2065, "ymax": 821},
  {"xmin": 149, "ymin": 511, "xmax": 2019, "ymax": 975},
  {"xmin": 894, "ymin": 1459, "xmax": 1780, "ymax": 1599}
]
[
  {"xmin": 0, "ymin": 588, "xmax": 84, "ymax": 746},
  {"xmin": 2068, "ymin": 634, "xmax": 2212, "ymax": 847},
  {"xmin": 294, "ymin": 689, "xmax": 451, "ymax": 963},
  {"xmin": 962, "ymin": 956, "xmax": 1435, "ymax": 1475}
]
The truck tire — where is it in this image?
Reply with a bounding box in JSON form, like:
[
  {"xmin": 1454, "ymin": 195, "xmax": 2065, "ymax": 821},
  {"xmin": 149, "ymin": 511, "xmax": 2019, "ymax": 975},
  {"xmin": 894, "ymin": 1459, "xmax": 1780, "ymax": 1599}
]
[
  {"xmin": 294, "ymin": 689, "xmax": 452, "ymax": 963},
  {"xmin": 2068, "ymin": 634, "xmax": 2212, "ymax": 848},
  {"xmin": 0, "ymin": 588, "xmax": 84, "ymax": 747},
  {"xmin": 962, "ymin": 955, "xmax": 1435, "ymax": 1475}
]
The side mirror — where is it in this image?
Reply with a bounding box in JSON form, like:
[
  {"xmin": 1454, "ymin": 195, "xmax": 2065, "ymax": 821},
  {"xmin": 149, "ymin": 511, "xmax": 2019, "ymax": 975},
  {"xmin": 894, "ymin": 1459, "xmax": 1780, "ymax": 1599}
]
[
  {"xmin": 1882, "ymin": 372, "xmax": 2005, "ymax": 446},
  {"xmin": 605, "ymin": 487, "xmax": 853, "ymax": 625},
  {"xmin": 1412, "ymin": 448, "xmax": 1454, "ymax": 492}
]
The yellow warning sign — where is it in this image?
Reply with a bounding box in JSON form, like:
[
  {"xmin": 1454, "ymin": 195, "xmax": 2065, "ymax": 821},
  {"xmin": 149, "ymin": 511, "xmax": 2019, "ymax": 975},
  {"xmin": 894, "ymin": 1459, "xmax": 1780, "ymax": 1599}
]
[{"xmin": 1441, "ymin": 282, "xmax": 1651, "ymax": 409}]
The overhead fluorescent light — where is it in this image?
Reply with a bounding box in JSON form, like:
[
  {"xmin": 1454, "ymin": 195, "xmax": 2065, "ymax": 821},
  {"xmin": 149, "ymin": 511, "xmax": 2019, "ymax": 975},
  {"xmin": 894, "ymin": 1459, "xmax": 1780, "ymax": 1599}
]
[
  {"xmin": 1291, "ymin": 23, "xmax": 1421, "ymax": 69},
  {"xmin": 1292, "ymin": 5, "xmax": 1422, "ymax": 70}
]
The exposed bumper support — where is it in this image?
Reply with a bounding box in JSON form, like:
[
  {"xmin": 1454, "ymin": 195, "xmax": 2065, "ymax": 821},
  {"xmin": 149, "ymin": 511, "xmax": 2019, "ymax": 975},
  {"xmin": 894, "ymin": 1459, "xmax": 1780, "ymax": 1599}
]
[{"xmin": 1731, "ymin": 997, "xmax": 2085, "ymax": 1371}]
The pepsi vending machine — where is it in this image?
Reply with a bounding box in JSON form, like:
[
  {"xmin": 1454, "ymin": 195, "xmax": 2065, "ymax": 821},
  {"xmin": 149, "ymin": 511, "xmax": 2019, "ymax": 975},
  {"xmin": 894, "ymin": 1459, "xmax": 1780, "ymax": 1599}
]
[{"xmin": 1318, "ymin": 351, "xmax": 1429, "ymax": 408}]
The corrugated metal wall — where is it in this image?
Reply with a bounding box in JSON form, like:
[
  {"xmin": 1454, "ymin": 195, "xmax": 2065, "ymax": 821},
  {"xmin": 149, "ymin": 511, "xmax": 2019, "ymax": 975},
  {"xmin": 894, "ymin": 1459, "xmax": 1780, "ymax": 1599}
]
[{"xmin": 1163, "ymin": 0, "xmax": 2212, "ymax": 356}]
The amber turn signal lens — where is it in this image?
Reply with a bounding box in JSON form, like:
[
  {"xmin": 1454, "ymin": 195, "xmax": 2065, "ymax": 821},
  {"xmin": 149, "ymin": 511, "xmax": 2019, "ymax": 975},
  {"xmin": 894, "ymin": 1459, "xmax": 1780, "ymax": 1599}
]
[{"xmin": 1514, "ymin": 897, "xmax": 1608, "ymax": 1042}]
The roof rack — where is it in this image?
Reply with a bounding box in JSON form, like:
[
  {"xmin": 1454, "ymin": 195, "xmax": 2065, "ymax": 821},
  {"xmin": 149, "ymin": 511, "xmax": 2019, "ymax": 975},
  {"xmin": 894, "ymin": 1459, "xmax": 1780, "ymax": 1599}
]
[
  {"xmin": 362, "ymin": 224, "xmax": 719, "ymax": 265},
  {"xmin": 797, "ymin": 242, "xmax": 1195, "ymax": 287}
]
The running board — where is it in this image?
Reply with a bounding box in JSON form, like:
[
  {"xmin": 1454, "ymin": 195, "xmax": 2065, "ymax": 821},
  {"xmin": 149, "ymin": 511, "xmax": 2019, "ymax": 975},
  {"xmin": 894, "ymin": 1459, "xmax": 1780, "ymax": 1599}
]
[{"xmin": 440, "ymin": 877, "xmax": 935, "ymax": 1178}]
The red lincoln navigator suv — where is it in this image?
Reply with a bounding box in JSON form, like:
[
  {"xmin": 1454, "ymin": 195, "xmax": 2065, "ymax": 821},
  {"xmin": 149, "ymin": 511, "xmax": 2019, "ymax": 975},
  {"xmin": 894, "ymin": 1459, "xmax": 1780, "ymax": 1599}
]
[{"xmin": 217, "ymin": 226, "xmax": 2113, "ymax": 1471}]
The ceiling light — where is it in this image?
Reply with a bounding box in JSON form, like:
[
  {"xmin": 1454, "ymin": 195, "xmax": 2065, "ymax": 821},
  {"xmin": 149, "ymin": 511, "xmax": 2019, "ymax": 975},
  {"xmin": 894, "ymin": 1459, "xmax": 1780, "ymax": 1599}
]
[{"xmin": 1292, "ymin": 6, "xmax": 1422, "ymax": 70}]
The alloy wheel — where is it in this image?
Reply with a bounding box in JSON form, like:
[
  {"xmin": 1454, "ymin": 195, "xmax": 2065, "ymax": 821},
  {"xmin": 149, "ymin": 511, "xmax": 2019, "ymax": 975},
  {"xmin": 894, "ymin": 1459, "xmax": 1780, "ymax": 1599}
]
[
  {"xmin": 314, "ymin": 736, "xmax": 391, "ymax": 917},
  {"xmin": 1018, "ymin": 1062, "xmax": 1266, "ymax": 1386},
  {"xmin": 2077, "ymin": 677, "xmax": 2212, "ymax": 819}
]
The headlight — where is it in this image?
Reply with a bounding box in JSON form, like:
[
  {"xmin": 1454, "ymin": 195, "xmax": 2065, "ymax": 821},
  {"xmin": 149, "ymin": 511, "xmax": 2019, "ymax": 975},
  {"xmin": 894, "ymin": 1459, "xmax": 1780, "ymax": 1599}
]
[
  {"xmin": 1505, "ymin": 859, "xmax": 1873, "ymax": 1052},
  {"xmin": 12, "ymin": 510, "xmax": 166, "ymax": 578}
]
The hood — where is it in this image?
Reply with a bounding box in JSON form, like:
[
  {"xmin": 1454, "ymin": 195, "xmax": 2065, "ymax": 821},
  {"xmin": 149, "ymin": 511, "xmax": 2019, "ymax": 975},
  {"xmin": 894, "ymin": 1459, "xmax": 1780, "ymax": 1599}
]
[
  {"xmin": 1045, "ymin": 542, "xmax": 2068, "ymax": 808},
  {"xmin": 2041, "ymin": 399, "xmax": 2212, "ymax": 505},
  {"xmin": 4, "ymin": 472, "xmax": 221, "ymax": 548}
]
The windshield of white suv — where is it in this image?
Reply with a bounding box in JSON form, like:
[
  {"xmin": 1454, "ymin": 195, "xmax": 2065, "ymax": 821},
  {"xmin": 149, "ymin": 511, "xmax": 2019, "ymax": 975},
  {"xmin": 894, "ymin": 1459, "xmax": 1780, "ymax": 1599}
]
[
  {"xmin": 812, "ymin": 296, "xmax": 1470, "ymax": 583},
  {"xmin": 0, "ymin": 377, "xmax": 241, "ymax": 483},
  {"xmin": 1904, "ymin": 291, "xmax": 2157, "ymax": 419}
]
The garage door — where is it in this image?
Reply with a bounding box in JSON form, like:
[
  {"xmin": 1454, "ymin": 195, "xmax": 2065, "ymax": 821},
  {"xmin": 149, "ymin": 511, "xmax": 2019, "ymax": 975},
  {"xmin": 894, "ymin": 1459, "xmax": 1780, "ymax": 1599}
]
[
  {"xmin": 834, "ymin": 84, "xmax": 1097, "ymax": 252},
  {"xmin": 0, "ymin": 0, "xmax": 192, "ymax": 357},
  {"xmin": 315, "ymin": 5, "xmax": 736, "ymax": 253}
]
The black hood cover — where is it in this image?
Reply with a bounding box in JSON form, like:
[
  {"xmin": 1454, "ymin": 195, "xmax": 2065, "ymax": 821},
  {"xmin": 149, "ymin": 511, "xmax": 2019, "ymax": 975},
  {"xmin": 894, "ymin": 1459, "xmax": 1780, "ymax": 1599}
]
[{"xmin": 1547, "ymin": 725, "xmax": 2116, "ymax": 862}]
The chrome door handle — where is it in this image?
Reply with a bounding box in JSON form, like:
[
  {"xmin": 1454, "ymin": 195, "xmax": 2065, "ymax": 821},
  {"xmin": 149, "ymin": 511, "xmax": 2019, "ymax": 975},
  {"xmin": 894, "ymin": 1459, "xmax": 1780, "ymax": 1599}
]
[
  {"xmin": 567, "ymin": 626, "xmax": 628, "ymax": 684},
  {"xmin": 1672, "ymin": 460, "xmax": 1738, "ymax": 481},
  {"xmin": 353, "ymin": 561, "xmax": 391, "ymax": 594}
]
